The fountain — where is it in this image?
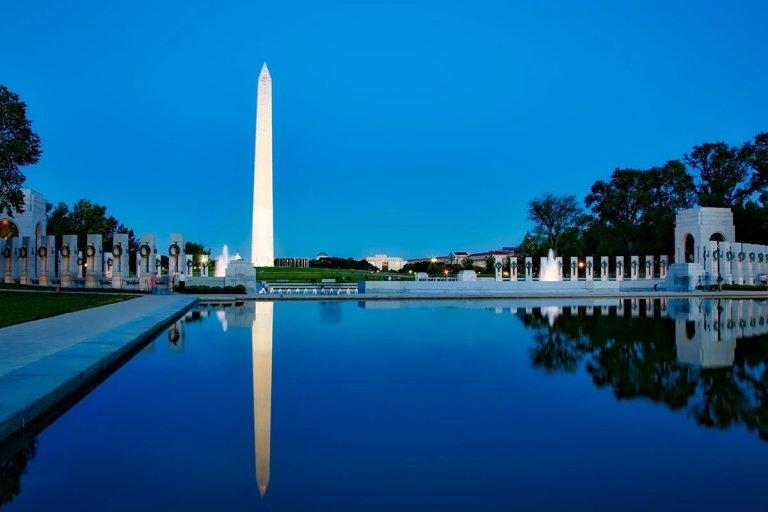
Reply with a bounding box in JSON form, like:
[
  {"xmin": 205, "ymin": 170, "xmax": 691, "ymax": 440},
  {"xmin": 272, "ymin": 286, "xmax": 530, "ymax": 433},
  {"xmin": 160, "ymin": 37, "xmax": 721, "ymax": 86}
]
[
  {"xmin": 215, "ymin": 245, "xmax": 231, "ymax": 277},
  {"xmin": 539, "ymin": 249, "xmax": 561, "ymax": 281}
]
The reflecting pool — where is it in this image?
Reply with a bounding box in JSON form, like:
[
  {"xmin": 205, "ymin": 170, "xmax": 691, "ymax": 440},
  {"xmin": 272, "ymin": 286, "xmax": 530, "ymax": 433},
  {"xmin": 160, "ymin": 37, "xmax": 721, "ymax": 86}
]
[{"xmin": 2, "ymin": 298, "xmax": 768, "ymax": 510}]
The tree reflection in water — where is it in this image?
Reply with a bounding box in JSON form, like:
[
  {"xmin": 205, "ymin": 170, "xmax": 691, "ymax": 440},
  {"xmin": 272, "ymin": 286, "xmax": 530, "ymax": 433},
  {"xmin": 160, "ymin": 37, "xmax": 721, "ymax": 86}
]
[
  {"xmin": 0, "ymin": 438, "xmax": 36, "ymax": 508},
  {"xmin": 519, "ymin": 299, "xmax": 768, "ymax": 441}
]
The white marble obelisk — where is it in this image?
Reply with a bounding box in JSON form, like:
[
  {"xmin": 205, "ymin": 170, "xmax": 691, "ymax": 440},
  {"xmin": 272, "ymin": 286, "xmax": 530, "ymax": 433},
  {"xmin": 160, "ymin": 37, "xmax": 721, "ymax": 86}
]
[{"xmin": 251, "ymin": 63, "xmax": 274, "ymax": 267}]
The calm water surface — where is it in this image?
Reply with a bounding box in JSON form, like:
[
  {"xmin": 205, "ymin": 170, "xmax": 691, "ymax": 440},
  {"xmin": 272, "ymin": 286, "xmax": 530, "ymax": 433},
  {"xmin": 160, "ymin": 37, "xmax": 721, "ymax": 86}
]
[{"xmin": 2, "ymin": 298, "xmax": 768, "ymax": 511}]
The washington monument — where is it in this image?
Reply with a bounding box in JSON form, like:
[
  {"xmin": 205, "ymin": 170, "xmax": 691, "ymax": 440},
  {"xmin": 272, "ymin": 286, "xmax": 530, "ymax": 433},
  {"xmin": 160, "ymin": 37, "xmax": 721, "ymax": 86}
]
[{"xmin": 251, "ymin": 63, "xmax": 274, "ymax": 267}]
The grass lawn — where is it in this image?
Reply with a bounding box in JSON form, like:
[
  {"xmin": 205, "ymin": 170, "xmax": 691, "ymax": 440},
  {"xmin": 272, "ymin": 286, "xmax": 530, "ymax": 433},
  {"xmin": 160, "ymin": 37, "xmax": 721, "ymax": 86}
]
[
  {"xmin": 0, "ymin": 292, "xmax": 135, "ymax": 328},
  {"xmin": 255, "ymin": 267, "xmax": 413, "ymax": 282}
]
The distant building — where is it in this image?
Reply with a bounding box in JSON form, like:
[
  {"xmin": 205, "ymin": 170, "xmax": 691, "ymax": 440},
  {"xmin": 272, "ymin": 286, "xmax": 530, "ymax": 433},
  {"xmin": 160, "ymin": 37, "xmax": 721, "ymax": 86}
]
[
  {"xmin": 275, "ymin": 257, "xmax": 309, "ymax": 267},
  {"xmin": 364, "ymin": 254, "xmax": 407, "ymax": 271},
  {"xmin": 315, "ymin": 252, "xmax": 329, "ymax": 260},
  {"xmin": 448, "ymin": 251, "xmax": 469, "ymax": 265},
  {"xmin": 466, "ymin": 248, "xmax": 516, "ymax": 268}
]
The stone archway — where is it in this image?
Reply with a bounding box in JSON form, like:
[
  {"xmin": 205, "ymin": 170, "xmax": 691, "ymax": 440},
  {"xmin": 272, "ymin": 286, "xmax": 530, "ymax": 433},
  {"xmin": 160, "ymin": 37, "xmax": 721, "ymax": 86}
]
[
  {"xmin": 0, "ymin": 219, "xmax": 19, "ymax": 240},
  {"xmin": 684, "ymin": 234, "xmax": 695, "ymax": 263}
]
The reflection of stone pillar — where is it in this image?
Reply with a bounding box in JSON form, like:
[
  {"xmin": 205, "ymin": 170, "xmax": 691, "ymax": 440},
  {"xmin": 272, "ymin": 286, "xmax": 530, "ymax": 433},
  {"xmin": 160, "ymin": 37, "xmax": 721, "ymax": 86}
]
[
  {"xmin": 617, "ymin": 299, "xmax": 625, "ymax": 316},
  {"xmin": 570, "ymin": 257, "xmax": 578, "ymax": 281},
  {"xmin": 600, "ymin": 256, "xmax": 609, "ymax": 281},
  {"xmin": 630, "ymin": 256, "xmax": 639, "ymax": 280},
  {"xmin": 585, "ymin": 257, "xmax": 594, "ymax": 281},
  {"xmin": 631, "ymin": 298, "xmax": 640, "ymax": 317},
  {"xmin": 615, "ymin": 256, "xmax": 624, "ymax": 281},
  {"xmin": 645, "ymin": 255, "xmax": 654, "ymax": 279},
  {"xmin": 252, "ymin": 301, "xmax": 273, "ymax": 497},
  {"xmin": 524, "ymin": 257, "xmax": 532, "ymax": 281}
]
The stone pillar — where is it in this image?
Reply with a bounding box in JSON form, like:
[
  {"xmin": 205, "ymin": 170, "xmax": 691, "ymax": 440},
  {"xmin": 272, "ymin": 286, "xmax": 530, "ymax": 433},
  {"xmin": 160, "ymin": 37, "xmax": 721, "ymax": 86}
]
[
  {"xmin": 185, "ymin": 254, "xmax": 195, "ymax": 279},
  {"xmin": 509, "ymin": 257, "xmax": 518, "ymax": 281},
  {"xmin": 110, "ymin": 233, "xmax": 130, "ymax": 288},
  {"xmin": 659, "ymin": 255, "xmax": 668, "ymax": 279},
  {"xmin": 524, "ymin": 257, "xmax": 532, "ymax": 281},
  {"xmin": 720, "ymin": 242, "xmax": 734, "ymax": 284},
  {"xmin": 59, "ymin": 235, "xmax": 78, "ymax": 287},
  {"xmin": 18, "ymin": 236, "xmax": 31, "ymax": 285},
  {"xmin": 37, "ymin": 235, "xmax": 56, "ymax": 286},
  {"xmin": 496, "ymin": 254, "xmax": 504, "ymax": 281},
  {"xmin": 630, "ymin": 256, "xmax": 639, "ymax": 280},
  {"xmin": 734, "ymin": 244, "xmax": 745, "ymax": 285},
  {"xmin": 137, "ymin": 233, "xmax": 157, "ymax": 280},
  {"xmin": 570, "ymin": 257, "xmax": 578, "ymax": 281},
  {"xmin": 2, "ymin": 238, "xmax": 18, "ymax": 284},
  {"xmin": 600, "ymin": 256, "xmax": 609, "ymax": 281},
  {"xmin": 556, "ymin": 257, "xmax": 563, "ymax": 280},
  {"xmin": 85, "ymin": 234, "xmax": 104, "ymax": 288},
  {"xmin": 585, "ymin": 256, "xmax": 594, "ymax": 281},
  {"xmin": 615, "ymin": 256, "xmax": 624, "ymax": 281},
  {"xmin": 645, "ymin": 255, "xmax": 654, "ymax": 280},
  {"xmin": 539, "ymin": 257, "xmax": 547, "ymax": 280},
  {"xmin": 745, "ymin": 244, "xmax": 756, "ymax": 285},
  {"xmin": 168, "ymin": 232, "xmax": 186, "ymax": 276}
]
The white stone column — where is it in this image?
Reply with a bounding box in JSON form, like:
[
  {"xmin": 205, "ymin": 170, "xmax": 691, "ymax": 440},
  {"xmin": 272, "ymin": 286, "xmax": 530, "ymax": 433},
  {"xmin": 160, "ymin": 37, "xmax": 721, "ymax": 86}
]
[
  {"xmin": 111, "ymin": 233, "xmax": 130, "ymax": 288},
  {"xmin": 137, "ymin": 233, "xmax": 157, "ymax": 281},
  {"xmin": 509, "ymin": 257, "xmax": 518, "ymax": 281},
  {"xmin": 645, "ymin": 255, "xmax": 654, "ymax": 280},
  {"xmin": 168, "ymin": 232, "xmax": 186, "ymax": 276},
  {"xmin": 85, "ymin": 234, "xmax": 103, "ymax": 288},
  {"xmin": 734, "ymin": 244, "xmax": 745, "ymax": 284},
  {"xmin": 539, "ymin": 257, "xmax": 547, "ymax": 280},
  {"xmin": 659, "ymin": 255, "xmax": 668, "ymax": 279},
  {"xmin": 18, "ymin": 236, "xmax": 31, "ymax": 285},
  {"xmin": 600, "ymin": 256, "xmax": 609, "ymax": 281},
  {"xmin": 525, "ymin": 257, "xmax": 533, "ymax": 281},
  {"xmin": 3, "ymin": 238, "xmax": 18, "ymax": 284},
  {"xmin": 585, "ymin": 256, "xmax": 594, "ymax": 281},
  {"xmin": 745, "ymin": 244, "xmax": 756, "ymax": 285},
  {"xmin": 570, "ymin": 257, "xmax": 578, "ymax": 281},
  {"xmin": 630, "ymin": 256, "xmax": 639, "ymax": 280},
  {"xmin": 185, "ymin": 254, "xmax": 195, "ymax": 279},
  {"xmin": 37, "ymin": 235, "xmax": 56, "ymax": 286},
  {"xmin": 720, "ymin": 242, "xmax": 734, "ymax": 284},
  {"xmin": 556, "ymin": 257, "xmax": 563, "ymax": 280},
  {"xmin": 59, "ymin": 235, "xmax": 78, "ymax": 287},
  {"xmin": 615, "ymin": 256, "xmax": 624, "ymax": 281}
]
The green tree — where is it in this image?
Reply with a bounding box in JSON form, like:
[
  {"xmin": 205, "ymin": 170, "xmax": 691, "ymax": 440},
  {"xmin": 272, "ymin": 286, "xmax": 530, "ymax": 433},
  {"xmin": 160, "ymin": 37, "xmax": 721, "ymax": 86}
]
[
  {"xmin": 46, "ymin": 199, "xmax": 135, "ymax": 252},
  {"xmin": 484, "ymin": 255, "xmax": 495, "ymax": 274},
  {"xmin": 527, "ymin": 193, "xmax": 584, "ymax": 254},
  {"xmin": 461, "ymin": 257, "xmax": 474, "ymax": 269},
  {"xmin": 685, "ymin": 141, "xmax": 753, "ymax": 208},
  {"xmin": 184, "ymin": 241, "xmax": 212, "ymax": 267},
  {"xmin": 0, "ymin": 86, "xmax": 41, "ymax": 216}
]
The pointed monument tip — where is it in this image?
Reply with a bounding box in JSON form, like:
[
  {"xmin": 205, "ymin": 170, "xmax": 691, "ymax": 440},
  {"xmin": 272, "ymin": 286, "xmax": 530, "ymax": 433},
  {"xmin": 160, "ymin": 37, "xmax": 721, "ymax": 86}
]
[{"xmin": 260, "ymin": 62, "xmax": 270, "ymax": 76}]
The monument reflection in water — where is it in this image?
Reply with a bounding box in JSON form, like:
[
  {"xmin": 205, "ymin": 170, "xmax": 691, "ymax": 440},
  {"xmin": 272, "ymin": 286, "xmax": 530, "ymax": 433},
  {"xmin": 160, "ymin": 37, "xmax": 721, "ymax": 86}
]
[{"xmin": 2, "ymin": 297, "xmax": 768, "ymax": 509}]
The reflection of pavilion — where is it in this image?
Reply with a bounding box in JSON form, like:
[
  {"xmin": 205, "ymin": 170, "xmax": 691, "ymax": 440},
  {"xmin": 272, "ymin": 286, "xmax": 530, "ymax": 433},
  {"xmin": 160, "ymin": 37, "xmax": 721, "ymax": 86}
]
[
  {"xmin": 252, "ymin": 302, "xmax": 273, "ymax": 497},
  {"xmin": 669, "ymin": 299, "xmax": 768, "ymax": 368}
]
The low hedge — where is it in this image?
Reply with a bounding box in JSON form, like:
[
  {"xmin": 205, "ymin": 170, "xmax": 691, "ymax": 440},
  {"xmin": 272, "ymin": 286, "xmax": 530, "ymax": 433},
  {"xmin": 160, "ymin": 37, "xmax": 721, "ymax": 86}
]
[
  {"xmin": 174, "ymin": 284, "xmax": 247, "ymax": 294},
  {"xmin": 722, "ymin": 283, "xmax": 768, "ymax": 291}
]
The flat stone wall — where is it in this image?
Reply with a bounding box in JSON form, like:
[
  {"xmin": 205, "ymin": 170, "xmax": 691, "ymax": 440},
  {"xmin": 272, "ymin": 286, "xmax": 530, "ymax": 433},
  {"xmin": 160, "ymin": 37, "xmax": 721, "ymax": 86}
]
[{"xmin": 360, "ymin": 278, "xmax": 664, "ymax": 295}]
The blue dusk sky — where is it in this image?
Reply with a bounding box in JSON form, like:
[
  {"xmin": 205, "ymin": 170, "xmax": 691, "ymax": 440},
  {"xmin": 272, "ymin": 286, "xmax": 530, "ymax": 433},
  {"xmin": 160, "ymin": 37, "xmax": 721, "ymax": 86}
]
[{"xmin": 3, "ymin": 0, "xmax": 767, "ymax": 258}]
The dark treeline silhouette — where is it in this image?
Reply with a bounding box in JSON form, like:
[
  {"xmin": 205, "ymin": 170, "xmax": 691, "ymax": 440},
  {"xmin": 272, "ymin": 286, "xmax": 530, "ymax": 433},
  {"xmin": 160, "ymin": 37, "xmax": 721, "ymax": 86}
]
[{"xmin": 522, "ymin": 132, "xmax": 768, "ymax": 258}]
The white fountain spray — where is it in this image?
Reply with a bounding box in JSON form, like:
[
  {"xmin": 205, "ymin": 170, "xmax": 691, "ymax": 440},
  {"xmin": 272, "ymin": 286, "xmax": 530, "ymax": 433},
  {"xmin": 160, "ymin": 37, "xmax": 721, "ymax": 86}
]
[
  {"xmin": 539, "ymin": 249, "xmax": 561, "ymax": 282},
  {"xmin": 214, "ymin": 245, "xmax": 230, "ymax": 278}
]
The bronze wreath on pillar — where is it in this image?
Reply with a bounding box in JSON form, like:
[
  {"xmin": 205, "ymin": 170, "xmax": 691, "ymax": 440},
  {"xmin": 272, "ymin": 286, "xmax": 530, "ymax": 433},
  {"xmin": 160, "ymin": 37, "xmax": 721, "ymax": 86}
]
[
  {"xmin": 18, "ymin": 246, "xmax": 27, "ymax": 258},
  {"xmin": 60, "ymin": 245, "xmax": 71, "ymax": 258},
  {"xmin": 86, "ymin": 244, "xmax": 96, "ymax": 257},
  {"xmin": 139, "ymin": 244, "xmax": 151, "ymax": 258},
  {"xmin": 112, "ymin": 244, "xmax": 123, "ymax": 257},
  {"xmin": 169, "ymin": 243, "xmax": 180, "ymax": 257},
  {"xmin": 38, "ymin": 245, "xmax": 47, "ymax": 258}
]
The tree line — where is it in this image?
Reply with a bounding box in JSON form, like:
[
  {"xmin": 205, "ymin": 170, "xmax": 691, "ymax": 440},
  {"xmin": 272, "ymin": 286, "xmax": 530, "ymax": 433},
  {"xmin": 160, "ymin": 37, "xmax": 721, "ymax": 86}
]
[{"xmin": 523, "ymin": 132, "xmax": 768, "ymax": 258}]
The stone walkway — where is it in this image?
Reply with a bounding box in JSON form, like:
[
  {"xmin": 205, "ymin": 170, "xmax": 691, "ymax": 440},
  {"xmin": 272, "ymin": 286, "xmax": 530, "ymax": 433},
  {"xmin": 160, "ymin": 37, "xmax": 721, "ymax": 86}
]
[{"xmin": 0, "ymin": 294, "xmax": 196, "ymax": 443}]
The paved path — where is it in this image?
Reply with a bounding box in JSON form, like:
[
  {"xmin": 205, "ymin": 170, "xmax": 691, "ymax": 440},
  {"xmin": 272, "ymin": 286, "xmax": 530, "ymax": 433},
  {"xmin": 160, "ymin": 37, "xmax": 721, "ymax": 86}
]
[{"xmin": 0, "ymin": 295, "xmax": 196, "ymax": 443}]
